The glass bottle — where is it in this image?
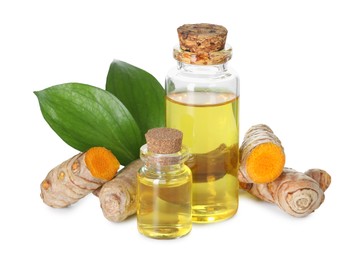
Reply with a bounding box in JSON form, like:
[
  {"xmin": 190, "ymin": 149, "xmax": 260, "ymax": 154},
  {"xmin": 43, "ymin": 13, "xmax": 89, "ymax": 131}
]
[
  {"xmin": 137, "ymin": 128, "xmax": 192, "ymax": 239},
  {"xmin": 165, "ymin": 24, "xmax": 239, "ymax": 223}
]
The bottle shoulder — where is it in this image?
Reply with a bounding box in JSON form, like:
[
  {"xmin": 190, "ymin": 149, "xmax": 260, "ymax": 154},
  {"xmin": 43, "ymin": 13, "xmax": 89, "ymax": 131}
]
[
  {"xmin": 138, "ymin": 165, "xmax": 192, "ymax": 187},
  {"xmin": 166, "ymin": 64, "xmax": 239, "ymax": 94}
]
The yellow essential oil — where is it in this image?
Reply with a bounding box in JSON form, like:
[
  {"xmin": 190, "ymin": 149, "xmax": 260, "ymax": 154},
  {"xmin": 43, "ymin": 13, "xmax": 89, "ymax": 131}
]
[
  {"xmin": 166, "ymin": 92, "xmax": 239, "ymax": 223},
  {"xmin": 137, "ymin": 128, "xmax": 192, "ymax": 239},
  {"xmin": 137, "ymin": 165, "xmax": 192, "ymax": 239}
]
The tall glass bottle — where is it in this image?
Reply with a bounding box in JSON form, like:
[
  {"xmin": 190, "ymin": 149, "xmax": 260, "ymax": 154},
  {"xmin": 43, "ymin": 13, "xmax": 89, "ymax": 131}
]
[{"xmin": 165, "ymin": 24, "xmax": 239, "ymax": 223}]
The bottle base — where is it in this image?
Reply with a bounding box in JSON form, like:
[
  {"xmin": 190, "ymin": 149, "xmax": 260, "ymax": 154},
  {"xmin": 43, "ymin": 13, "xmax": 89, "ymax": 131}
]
[
  {"xmin": 138, "ymin": 224, "xmax": 192, "ymax": 239},
  {"xmin": 192, "ymin": 205, "xmax": 237, "ymax": 223}
]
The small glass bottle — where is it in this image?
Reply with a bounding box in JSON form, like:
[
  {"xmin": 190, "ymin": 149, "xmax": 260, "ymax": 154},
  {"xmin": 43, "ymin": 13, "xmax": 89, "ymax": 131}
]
[
  {"xmin": 166, "ymin": 24, "xmax": 239, "ymax": 223},
  {"xmin": 137, "ymin": 128, "xmax": 192, "ymax": 239}
]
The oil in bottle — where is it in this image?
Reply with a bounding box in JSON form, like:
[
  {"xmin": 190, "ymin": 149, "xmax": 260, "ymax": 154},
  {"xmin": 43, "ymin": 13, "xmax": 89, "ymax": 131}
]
[{"xmin": 166, "ymin": 91, "xmax": 239, "ymax": 222}]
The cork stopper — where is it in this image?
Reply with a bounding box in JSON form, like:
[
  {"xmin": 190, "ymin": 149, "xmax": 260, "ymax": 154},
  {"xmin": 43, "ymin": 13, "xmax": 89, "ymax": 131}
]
[
  {"xmin": 145, "ymin": 128, "xmax": 183, "ymax": 154},
  {"xmin": 174, "ymin": 23, "xmax": 231, "ymax": 65},
  {"xmin": 177, "ymin": 23, "xmax": 228, "ymax": 53}
]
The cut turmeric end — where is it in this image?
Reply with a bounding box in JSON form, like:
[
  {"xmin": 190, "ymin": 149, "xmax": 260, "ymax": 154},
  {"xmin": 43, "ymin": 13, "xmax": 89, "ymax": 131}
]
[
  {"xmin": 246, "ymin": 143, "xmax": 285, "ymax": 184},
  {"xmin": 85, "ymin": 147, "xmax": 120, "ymax": 181}
]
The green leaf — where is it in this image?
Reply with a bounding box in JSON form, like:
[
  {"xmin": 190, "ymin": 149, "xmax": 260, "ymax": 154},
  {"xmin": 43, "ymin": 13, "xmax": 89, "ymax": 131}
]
[
  {"xmin": 106, "ymin": 60, "xmax": 165, "ymax": 142},
  {"xmin": 34, "ymin": 83, "xmax": 143, "ymax": 165}
]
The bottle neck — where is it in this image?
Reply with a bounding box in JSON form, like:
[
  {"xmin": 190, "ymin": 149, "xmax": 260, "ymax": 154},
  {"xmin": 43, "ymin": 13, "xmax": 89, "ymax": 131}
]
[
  {"xmin": 143, "ymin": 161, "xmax": 184, "ymax": 173},
  {"xmin": 177, "ymin": 62, "xmax": 228, "ymax": 74},
  {"xmin": 140, "ymin": 144, "xmax": 189, "ymax": 173}
]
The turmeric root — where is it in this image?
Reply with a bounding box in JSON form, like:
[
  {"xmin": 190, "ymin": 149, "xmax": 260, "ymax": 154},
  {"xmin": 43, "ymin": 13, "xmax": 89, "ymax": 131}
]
[
  {"xmin": 97, "ymin": 159, "xmax": 143, "ymax": 222},
  {"xmin": 239, "ymin": 124, "xmax": 285, "ymax": 183},
  {"xmin": 239, "ymin": 168, "xmax": 331, "ymax": 217},
  {"xmin": 40, "ymin": 147, "xmax": 120, "ymax": 208},
  {"xmin": 186, "ymin": 143, "xmax": 238, "ymax": 183}
]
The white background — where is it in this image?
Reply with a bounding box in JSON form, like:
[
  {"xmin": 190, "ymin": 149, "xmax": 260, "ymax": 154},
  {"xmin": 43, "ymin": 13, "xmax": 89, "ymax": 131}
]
[{"xmin": 1, "ymin": 0, "xmax": 362, "ymax": 259}]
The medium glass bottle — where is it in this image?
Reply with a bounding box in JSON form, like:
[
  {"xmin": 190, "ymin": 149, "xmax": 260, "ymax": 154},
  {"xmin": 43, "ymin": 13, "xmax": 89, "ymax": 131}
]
[
  {"xmin": 137, "ymin": 128, "xmax": 192, "ymax": 239},
  {"xmin": 165, "ymin": 23, "xmax": 239, "ymax": 223}
]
